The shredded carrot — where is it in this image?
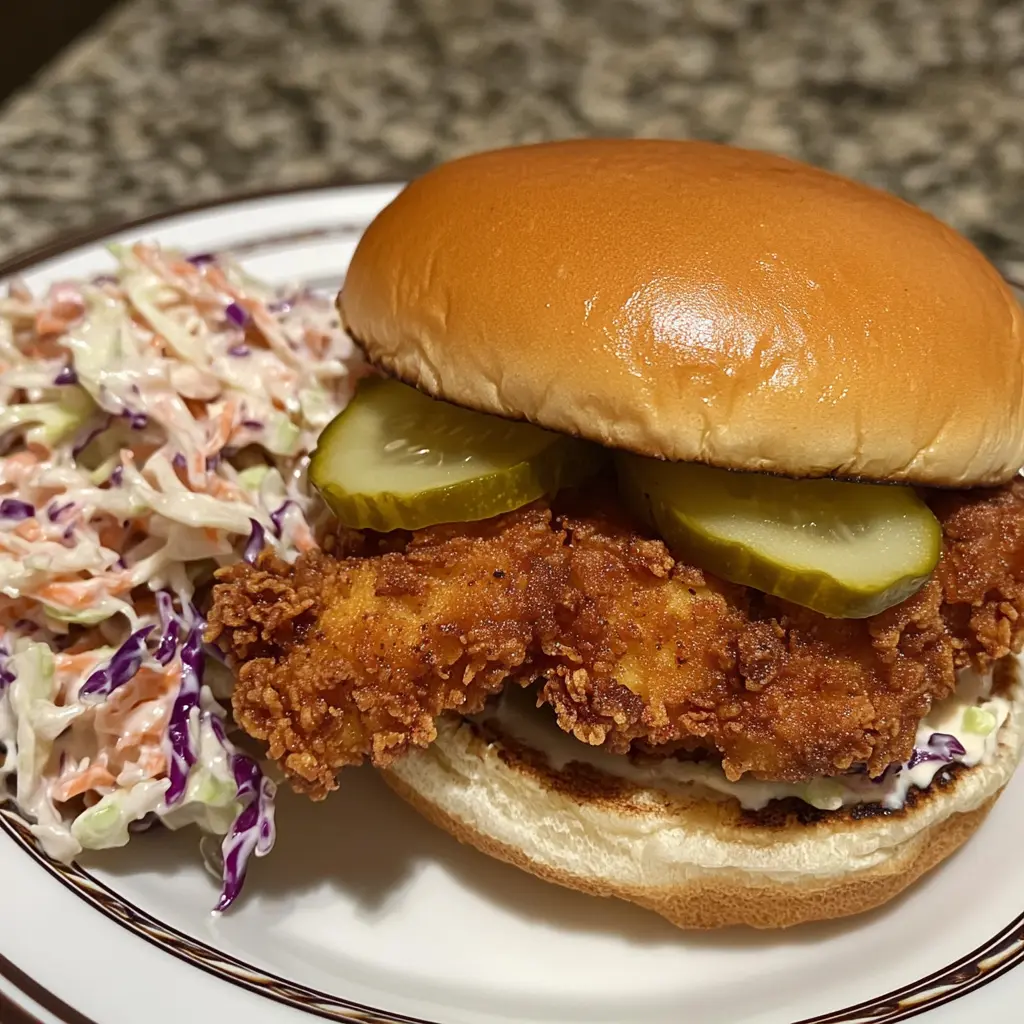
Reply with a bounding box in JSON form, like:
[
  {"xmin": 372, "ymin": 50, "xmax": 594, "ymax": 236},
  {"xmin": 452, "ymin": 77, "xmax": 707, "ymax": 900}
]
[
  {"xmin": 34, "ymin": 571, "xmax": 132, "ymax": 608},
  {"xmin": 13, "ymin": 519, "xmax": 42, "ymax": 542},
  {"xmin": 203, "ymin": 265, "xmax": 294, "ymax": 360},
  {"xmin": 97, "ymin": 665, "xmax": 179, "ymax": 741},
  {"xmin": 293, "ymin": 520, "xmax": 317, "ymax": 554},
  {"xmin": 48, "ymin": 284, "xmax": 86, "ymax": 322},
  {"xmin": 5, "ymin": 451, "xmax": 38, "ymax": 468},
  {"xmin": 201, "ymin": 265, "xmax": 233, "ymax": 295},
  {"xmin": 34, "ymin": 312, "xmax": 69, "ymax": 337},
  {"xmin": 167, "ymin": 258, "xmax": 199, "ymax": 278},
  {"xmin": 107, "ymin": 573, "xmax": 136, "ymax": 596},
  {"xmin": 137, "ymin": 749, "xmax": 168, "ymax": 778},
  {"xmin": 210, "ymin": 397, "xmax": 238, "ymax": 453},
  {"xmin": 303, "ymin": 326, "xmax": 330, "ymax": 359},
  {"xmin": 98, "ymin": 521, "xmax": 128, "ymax": 551},
  {"xmin": 55, "ymin": 651, "xmax": 106, "ymax": 673},
  {"xmin": 116, "ymin": 730, "xmax": 165, "ymax": 753},
  {"xmin": 0, "ymin": 598, "xmax": 31, "ymax": 630},
  {"xmin": 100, "ymin": 665, "xmax": 178, "ymax": 717},
  {"xmin": 34, "ymin": 581, "xmax": 95, "ymax": 608},
  {"xmin": 2, "ymin": 450, "xmax": 40, "ymax": 486},
  {"xmin": 0, "ymin": 598, "xmax": 33, "ymax": 629},
  {"xmin": 208, "ymin": 476, "xmax": 244, "ymax": 502},
  {"xmin": 188, "ymin": 451, "xmax": 206, "ymax": 484},
  {"xmin": 52, "ymin": 764, "xmax": 117, "ymax": 802}
]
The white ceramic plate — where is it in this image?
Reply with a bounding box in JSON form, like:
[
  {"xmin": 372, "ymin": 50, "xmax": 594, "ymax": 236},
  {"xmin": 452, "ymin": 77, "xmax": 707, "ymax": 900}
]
[{"xmin": 1, "ymin": 186, "xmax": 1023, "ymax": 1024}]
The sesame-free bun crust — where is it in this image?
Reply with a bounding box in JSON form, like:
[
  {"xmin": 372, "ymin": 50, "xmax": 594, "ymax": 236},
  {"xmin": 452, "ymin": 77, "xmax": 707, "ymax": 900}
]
[
  {"xmin": 381, "ymin": 659, "xmax": 1024, "ymax": 930},
  {"xmin": 341, "ymin": 140, "xmax": 1024, "ymax": 486}
]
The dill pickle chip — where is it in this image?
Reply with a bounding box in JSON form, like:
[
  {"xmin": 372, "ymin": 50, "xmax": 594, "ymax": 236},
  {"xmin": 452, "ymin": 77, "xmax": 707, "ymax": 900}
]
[
  {"xmin": 310, "ymin": 377, "xmax": 601, "ymax": 532},
  {"xmin": 616, "ymin": 455, "xmax": 941, "ymax": 618}
]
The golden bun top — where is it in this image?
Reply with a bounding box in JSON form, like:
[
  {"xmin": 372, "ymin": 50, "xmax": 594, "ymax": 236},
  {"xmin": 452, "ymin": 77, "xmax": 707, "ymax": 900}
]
[{"xmin": 340, "ymin": 140, "xmax": 1024, "ymax": 485}]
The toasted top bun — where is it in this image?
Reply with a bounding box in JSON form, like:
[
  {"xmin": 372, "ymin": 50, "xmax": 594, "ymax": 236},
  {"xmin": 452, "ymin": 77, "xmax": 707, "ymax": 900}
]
[
  {"xmin": 341, "ymin": 139, "xmax": 1024, "ymax": 486},
  {"xmin": 382, "ymin": 659, "xmax": 1024, "ymax": 929}
]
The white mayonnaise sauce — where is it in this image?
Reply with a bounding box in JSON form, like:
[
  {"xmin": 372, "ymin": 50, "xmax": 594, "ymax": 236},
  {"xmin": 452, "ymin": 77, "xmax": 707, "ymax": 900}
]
[{"xmin": 477, "ymin": 666, "xmax": 1009, "ymax": 813}]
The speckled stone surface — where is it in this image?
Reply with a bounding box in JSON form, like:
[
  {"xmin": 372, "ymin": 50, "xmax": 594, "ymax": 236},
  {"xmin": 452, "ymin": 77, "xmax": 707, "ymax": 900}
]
[{"xmin": 0, "ymin": 0, "xmax": 1021, "ymax": 270}]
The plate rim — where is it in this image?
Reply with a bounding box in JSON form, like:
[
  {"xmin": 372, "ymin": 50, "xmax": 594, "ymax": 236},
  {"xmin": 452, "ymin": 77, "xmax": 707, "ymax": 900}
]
[
  {"xmin": 0, "ymin": 176, "xmax": 397, "ymax": 279},
  {"xmin": 6, "ymin": 802, "xmax": 1024, "ymax": 1024},
  {"xmin": 1, "ymin": 184, "xmax": 1023, "ymax": 1024}
]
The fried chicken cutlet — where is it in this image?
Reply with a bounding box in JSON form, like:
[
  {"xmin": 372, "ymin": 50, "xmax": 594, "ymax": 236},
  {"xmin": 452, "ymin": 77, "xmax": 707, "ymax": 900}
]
[{"xmin": 207, "ymin": 480, "xmax": 1024, "ymax": 799}]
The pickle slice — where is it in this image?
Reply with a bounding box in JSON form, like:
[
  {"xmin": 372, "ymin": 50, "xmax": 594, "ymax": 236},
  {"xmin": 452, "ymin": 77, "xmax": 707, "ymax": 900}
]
[
  {"xmin": 616, "ymin": 455, "xmax": 941, "ymax": 618},
  {"xmin": 310, "ymin": 377, "xmax": 601, "ymax": 532}
]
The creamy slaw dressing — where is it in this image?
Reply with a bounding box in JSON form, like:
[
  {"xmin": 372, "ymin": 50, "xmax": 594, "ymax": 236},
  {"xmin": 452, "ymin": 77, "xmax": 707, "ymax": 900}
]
[
  {"xmin": 0, "ymin": 246, "xmax": 361, "ymax": 906},
  {"xmin": 482, "ymin": 667, "xmax": 1010, "ymax": 813}
]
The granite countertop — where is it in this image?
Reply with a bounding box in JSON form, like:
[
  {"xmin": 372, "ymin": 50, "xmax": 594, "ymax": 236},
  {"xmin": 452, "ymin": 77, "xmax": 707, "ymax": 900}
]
[{"xmin": 0, "ymin": 0, "xmax": 1021, "ymax": 272}]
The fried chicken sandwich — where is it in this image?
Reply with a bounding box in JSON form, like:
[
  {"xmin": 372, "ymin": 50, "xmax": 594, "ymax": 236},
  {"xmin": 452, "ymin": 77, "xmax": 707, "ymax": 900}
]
[{"xmin": 208, "ymin": 140, "xmax": 1024, "ymax": 928}]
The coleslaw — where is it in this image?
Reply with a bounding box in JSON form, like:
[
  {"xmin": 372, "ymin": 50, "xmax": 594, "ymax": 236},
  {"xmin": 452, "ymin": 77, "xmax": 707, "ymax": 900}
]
[{"xmin": 0, "ymin": 244, "xmax": 361, "ymax": 909}]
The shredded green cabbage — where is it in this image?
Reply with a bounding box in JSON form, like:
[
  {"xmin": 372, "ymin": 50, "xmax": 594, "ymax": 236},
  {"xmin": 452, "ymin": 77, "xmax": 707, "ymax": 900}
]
[{"xmin": 0, "ymin": 244, "xmax": 362, "ymax": 902}]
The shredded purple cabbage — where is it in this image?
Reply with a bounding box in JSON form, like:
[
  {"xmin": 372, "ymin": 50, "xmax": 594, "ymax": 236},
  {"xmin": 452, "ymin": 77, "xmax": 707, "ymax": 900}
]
[
  {"xmin": 71, "ymin": 416, "xmax": 112, "ymax": 458},
  {"xmin": 208, "ymin": 711, "xmax": 229, "ymax": 747},
  {"xmin": 122, "ymin": 409, "xmax": 149, "ymax": 430},
  {"xmin": 53, "ymin": 365, "xmax": 78, "ymax": 386},
  {"xmin": 108, "ymin": 465, "xmax": 124, "ymax": 487},
  {"xmin": 80, "ymin": 626, "xmax": 156, "ymax": 698},
  {"xmin": 155, "ymin": 590, "xmax": 177, "ymax": 629},
  {"xmin": 164, "ymin": 625, "xmax": 204, "ymax": 805},
  {"xmin": 46, "ymin": 501, "xmax": 75, "ymax": 523},
  {"xmin": 0, "ymin": 499, "xmax": 35, "ymax": 520},
  {"xmin": 243, "ymin": 519, "xmax": 265, "ymax": 564},
  {"xmin": 240, "ymin": 419, "xmax": 262, "ymax": 431},
  {"xmin": 928, "ymin": 732, "xmax": 967, "ymax": 759},
  {"xmin": 907, "ymin": 732, "xmax": 967, "ymax": 770},
  {"xmin": 206, "ymin": 454, "xmax": 220, "ymax": 472},
  {"xmin": 187, "ymin": 253, "xmax": 216, "ymax": 266},
  {"xmin": 172, "ymin": 453, "xmax": 187, "ymax": 470},
  {"xmin": 215, "ymin": 763, "xmax": 276, "ymax": 913},
  {"xmin": 269, "ymin": 501, "xmax": 294, "ymax": 537},
  {"xmin": 154, "ymin": 592, "xmax": 187, "ymax": 665},
  {"xmin": 204, "ymin": 713, "xmax": 277, "ymax": 911},
  {"xmin": 225, "ymin": 302, "xmax": 249, "ymax": 328},
  {"xmin": 232, "ymin": 751, "xmax": 263, "ymax": 803},
  {"xmin": 227, "ymin": 344, "xmax": 250, "ymax": 358},
  {"xmin": 0, "ymin": 641, "xmax": 13, "ymax": 691},
  {"xmin": 154, "ymin": 619, "xmax": 180, "ymax": 666}
]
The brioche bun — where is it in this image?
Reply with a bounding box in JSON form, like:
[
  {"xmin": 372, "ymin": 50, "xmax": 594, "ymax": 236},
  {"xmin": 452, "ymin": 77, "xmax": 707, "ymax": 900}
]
[
  {"xmin": 382, "ymin": 659, "xmax": 1024, "ymax": 930},
  {"xmin": 341, "ymin": 139, "xmax": 1024, "ymax": 486}
]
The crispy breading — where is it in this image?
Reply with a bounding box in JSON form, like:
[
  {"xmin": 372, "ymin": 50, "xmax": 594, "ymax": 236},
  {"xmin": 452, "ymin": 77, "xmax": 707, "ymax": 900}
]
[
  {"xmin": 207, "ymin": 482, "xmax": 1024, "ymax": 799},
  {"xmin": 208, "ymin": 510, "xmax": 573, "ymax": 796}
]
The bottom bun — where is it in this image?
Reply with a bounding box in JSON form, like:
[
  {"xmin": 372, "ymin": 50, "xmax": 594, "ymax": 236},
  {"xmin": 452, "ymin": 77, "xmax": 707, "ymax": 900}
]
[{"xmin": 382, "ymin": 659, "xmax": 1024, "ymax": 929}]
